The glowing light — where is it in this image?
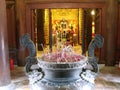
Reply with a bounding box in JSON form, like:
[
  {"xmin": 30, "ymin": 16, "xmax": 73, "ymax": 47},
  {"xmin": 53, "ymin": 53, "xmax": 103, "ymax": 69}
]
[
  {"xmin": 92, "ymin": 21, "xmax": 95, "ymax": 38},
  {"xmin": 91, "ymin": 10, "xmax": 95, "ymax": 16},
  {"xmin": 92, "ymin": 22, "xmax": 95, "ymax": 26}
]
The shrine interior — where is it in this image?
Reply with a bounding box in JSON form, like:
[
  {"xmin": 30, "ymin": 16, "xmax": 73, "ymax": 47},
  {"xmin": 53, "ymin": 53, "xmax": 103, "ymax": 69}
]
[
  {"xmin": 34, "ymin": 8, "xmax": 100, "ymax": 56},
  {"xmin": 0, "ymin": 0, "xmax": 120, "ymax": 90}
]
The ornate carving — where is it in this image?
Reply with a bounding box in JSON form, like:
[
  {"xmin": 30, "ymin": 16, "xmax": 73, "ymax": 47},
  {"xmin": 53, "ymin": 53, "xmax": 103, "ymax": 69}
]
[
  {"xmin": 88, "ymin": 34, "xmax": 104, "ymax": 73},
  {"xmin": 80, "ymin": 34, "xmax": 104, "ymax": 83},
  {"xmin": 20, "ymin": 34, "xmax": 38, "ymax": 73},
  {"xmin": 38, "ymin": 57, "xmax": 87, "ymax": 69},
  {"xmin": 20, "ymin": 34, "xmax": 36, "ymax": 57},
  {"xmin": 88, "ymin": 34, "xmax": 104, "ymax": 58}
]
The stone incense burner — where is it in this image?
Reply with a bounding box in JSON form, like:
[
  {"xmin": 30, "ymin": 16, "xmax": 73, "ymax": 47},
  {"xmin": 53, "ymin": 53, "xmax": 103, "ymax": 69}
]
[{"xmin": 20, "ymin": 34, "xmax": 104, "ymax": 90}]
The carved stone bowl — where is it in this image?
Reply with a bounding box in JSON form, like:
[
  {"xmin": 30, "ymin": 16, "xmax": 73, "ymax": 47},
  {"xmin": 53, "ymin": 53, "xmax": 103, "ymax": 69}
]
[
  {"xmin": 37, "ymin": 57, "xmax": 88, "ymax": 86},
  {"xmin": 29, "ymin": 57, "xmax": 95, "ymax": 90}
]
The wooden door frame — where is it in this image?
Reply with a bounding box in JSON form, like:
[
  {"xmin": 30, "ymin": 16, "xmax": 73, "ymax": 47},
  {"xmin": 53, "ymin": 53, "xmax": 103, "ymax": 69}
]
[
  {"xmin": 116, "ymin": 4, "xmax": 120, "ymax": 63},
  {"xmin": 25, "ymin": 2, "xmax": 106, "ymax": 63}
]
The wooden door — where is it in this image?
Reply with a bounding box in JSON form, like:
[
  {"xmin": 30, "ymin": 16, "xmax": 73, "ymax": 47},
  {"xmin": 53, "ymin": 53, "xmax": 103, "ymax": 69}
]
[
  {"xmin": 82, "ymin": 8, "xmax": 102, "ymax": 58},
  {"xmin": 37, "ymin": 9, "xmax": 45, "ymax": 51},
  {"xmin": 25, "ymin": 2, "xmax": 106, "ymax": 63},
  {"xmin": 82, "ymin": 9, "xmax": 92, "ymax": 55},
  {"xmin": 94, "ymin": 9, "xmax": 102, "ymax": 58}
]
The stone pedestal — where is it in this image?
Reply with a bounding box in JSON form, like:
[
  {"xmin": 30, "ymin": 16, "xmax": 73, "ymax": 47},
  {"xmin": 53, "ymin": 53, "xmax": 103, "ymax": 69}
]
[{"xmin": 30, "ymin": 83, "xmax": 94, "ymax": 90}]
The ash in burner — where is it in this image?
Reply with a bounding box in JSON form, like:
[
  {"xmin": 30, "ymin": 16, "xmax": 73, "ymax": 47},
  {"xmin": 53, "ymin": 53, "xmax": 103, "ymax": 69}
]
[{"xmin": 41, "ymin": 45, "xmax": 85, "ymax": 62}]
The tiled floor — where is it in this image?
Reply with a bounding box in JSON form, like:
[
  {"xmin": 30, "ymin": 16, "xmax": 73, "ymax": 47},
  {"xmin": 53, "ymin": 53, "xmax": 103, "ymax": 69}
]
[
  {"xmin": 11, "ymin": 65, "xmax": 120, "ymax": 90},
  {"xmin": 95, "ymin": 65, "xmax": 120, "ymax": 90}
]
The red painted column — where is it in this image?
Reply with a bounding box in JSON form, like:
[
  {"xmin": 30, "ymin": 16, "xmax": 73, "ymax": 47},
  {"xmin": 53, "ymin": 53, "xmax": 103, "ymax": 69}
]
[
  {"xmin": 16, "ymin": 0, "xmax": 27, "ymax": 66},
  {"xmin": 0, "ymin": 0, "xmax": 11, "ymax": 86}
]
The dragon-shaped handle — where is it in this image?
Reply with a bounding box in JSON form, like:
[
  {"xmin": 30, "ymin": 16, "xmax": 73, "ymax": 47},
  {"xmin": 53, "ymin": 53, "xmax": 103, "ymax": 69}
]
[
  {"xmin": 88, "ymin": 34, "xmax": 104, "ymax": 73},
  {"xmin": 20, "ymin": 33, "xmax": 37, "ymax": 73},
  {"xmin": 20, "ymin": 34, "xmax": 44, "ymax": 83},
  {"xmin": 80, "ymin": 34, "xmax": 104, "ymax": 83},
  {"xmin": 20, "ymin": 34, "xmax": 44, "ymax": 75}
]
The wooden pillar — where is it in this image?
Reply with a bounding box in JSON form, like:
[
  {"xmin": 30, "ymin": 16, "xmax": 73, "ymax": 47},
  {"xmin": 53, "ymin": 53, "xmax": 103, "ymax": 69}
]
[
  {"xmin": 16, "ymin": 0, "xmax": 27, "ymax": 66},
  {"xmin": 106, "ymin": 0, "xmax": 118, "ymax": 66},
  {"xmin": 37, "ymin": 9, "xmax": 45, "ymax": 51},
  {"xmin": 0, "ymin": 0, "xmax": 12, "ymax": 88}
]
